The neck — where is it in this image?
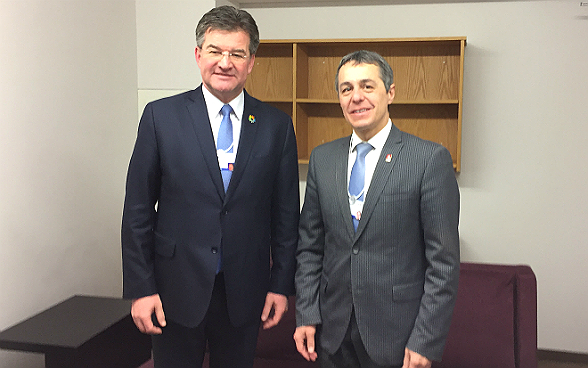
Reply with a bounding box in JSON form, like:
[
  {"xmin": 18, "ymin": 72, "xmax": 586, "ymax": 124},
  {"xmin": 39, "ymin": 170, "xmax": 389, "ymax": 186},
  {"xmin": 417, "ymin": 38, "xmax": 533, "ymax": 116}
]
[{"xmin": 203, "ymin": 83, "xmax": 243, "ymax": 104}]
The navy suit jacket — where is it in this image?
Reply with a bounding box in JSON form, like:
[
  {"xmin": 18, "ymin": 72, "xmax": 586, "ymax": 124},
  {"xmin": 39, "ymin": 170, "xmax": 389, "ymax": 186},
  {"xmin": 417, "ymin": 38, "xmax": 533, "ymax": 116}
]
[{"xmin": 122, "ymin": 86, "xmax": 299, "ymax": 328}]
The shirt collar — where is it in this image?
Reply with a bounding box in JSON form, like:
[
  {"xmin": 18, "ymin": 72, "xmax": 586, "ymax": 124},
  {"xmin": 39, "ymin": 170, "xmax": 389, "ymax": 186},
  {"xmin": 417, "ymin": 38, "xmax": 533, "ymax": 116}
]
[
  {"xmin": 201, "ymin": 84, "xmax": 245, "ymax": 122},
  {"xmin": 350, "ymin": 120, "xmax": 392, "ymax": 153}
]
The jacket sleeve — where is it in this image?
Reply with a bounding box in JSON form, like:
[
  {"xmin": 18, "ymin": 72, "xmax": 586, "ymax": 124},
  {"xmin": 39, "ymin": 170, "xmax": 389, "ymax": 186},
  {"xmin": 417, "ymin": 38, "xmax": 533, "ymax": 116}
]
[
  {"xmin": 268, "ymin": 117, "xmax": 300, "ymax": 296},
  {"xmin": 295, "ymin": 150, "xmax": 325, "ymax": 327},
  {"xmin": 406, "ymin": 145, "xmax": 461, "ymax": 361},
  {"xmin": 121, "ymin": 102, "xmax": 161, "ymax": 299}
]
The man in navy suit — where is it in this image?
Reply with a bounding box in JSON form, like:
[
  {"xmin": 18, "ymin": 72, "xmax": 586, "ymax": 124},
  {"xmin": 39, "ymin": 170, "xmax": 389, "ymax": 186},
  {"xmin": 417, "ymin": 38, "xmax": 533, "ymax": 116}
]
[
  {"xmin": 121, "ymin": 6, "xmax": 299, "ymax": 368},
  {"xmin": 294, "ymin": 51, "xmax": 460, "ymax": 368}
]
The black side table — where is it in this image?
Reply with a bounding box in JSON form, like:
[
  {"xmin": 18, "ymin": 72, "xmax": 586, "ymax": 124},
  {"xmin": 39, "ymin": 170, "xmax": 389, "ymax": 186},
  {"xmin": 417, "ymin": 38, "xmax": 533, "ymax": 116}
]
[{"xmin": 0, "ymin": 295, "xmax": 151, "ymax": 368}]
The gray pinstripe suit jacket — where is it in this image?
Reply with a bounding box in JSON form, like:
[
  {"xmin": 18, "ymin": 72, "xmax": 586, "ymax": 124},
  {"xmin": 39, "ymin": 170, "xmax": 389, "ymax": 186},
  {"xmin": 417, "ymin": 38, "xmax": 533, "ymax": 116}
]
[{"xmin": 295, "ymin": 123, "xmax": 460, "ymax": 366}]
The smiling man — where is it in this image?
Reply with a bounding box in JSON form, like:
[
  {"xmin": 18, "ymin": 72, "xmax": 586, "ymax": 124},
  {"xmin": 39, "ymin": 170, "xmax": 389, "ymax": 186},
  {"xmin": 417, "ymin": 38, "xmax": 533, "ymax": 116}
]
[
  {"xmin": 294, "ymin": 50, "xmax": 461, "ymax": 368},
  {"xmin": 122, "ymin": 6, "xmax": 299, "ymax": 368}
]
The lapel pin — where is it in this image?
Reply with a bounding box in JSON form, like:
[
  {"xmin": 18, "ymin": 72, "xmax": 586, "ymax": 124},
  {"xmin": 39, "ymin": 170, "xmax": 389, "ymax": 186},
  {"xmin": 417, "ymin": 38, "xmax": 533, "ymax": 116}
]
[
  {"xmin": 249, "ymin": 115, "xmax": 256, "ymax": 124},
  {"xmin": 385, "ymin": 154, "xmax": 392, "ymax": 162}
]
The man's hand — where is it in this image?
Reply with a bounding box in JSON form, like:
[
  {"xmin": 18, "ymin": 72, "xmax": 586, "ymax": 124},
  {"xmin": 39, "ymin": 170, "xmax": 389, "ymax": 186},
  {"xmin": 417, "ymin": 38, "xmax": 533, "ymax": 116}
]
[
  {"xmin": 261, "ymin": 292, "xmax": 288, "ymax": 329},
  {"xmin": 293, "ymin": 325, "xmax": 318, "ymax": 362},
  {"xmin": 131, "ymin": 294, "xmax": 166, "ymax": 335},
  {"xmin": 403, "ymin": 348, "xmax": 432, "ymax": 368}
]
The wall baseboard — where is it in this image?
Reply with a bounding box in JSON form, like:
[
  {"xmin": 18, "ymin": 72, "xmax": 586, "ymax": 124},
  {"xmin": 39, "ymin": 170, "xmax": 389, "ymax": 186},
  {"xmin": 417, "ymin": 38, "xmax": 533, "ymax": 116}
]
[{"xmin": 538, "ymin": 349, "xmax": 588, "ymax": 364}]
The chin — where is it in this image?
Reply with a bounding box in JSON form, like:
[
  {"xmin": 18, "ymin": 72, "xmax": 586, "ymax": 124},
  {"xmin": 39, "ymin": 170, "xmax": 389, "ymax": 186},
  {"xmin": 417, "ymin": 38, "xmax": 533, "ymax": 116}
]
[
  {"xmin": 350, "ymin": 121, "xmax": 372, "ymax": 131},
  {"xmin": 211, "ymin": 83, "xmax": 235, "ymax": 91}
]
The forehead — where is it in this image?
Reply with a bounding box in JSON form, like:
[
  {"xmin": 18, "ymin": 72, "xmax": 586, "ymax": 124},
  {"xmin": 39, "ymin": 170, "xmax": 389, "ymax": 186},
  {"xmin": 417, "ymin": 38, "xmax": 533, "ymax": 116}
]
[
  {"xmin": 202, "ymin": 28, "xmax": 250, "ymax": 49},
  {"xmin": 338, "ymin": 62, "xmax": 381, "ymax": 85}
]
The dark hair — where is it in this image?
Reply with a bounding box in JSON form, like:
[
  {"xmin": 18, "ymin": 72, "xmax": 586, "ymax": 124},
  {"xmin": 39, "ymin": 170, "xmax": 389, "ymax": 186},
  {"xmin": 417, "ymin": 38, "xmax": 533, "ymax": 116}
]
[
  {"xmin": 195, "ymin": 5, "xmax": 260, "ymax": 56},
  {"xmin": 335, "ymin": 50, "xmax": 394, "ymax": 92}
]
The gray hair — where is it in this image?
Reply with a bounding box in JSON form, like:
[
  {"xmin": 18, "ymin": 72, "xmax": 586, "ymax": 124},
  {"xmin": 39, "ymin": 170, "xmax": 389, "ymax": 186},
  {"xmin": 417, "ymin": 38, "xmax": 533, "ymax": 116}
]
[
  {"xmin": 335, "ymin": 50, "xmax": 394, "ymax": 92},
  {"xmin": 195, "ymin": 5, "xmax": 260, "ymax": 56}
]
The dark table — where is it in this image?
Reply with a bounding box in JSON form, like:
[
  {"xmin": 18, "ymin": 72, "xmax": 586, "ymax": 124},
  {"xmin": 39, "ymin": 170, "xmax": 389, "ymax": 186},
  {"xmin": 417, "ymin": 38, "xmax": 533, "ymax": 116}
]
[{"xmin": 0, "ymin": 295, "xmax": 151, "ymax": 368}]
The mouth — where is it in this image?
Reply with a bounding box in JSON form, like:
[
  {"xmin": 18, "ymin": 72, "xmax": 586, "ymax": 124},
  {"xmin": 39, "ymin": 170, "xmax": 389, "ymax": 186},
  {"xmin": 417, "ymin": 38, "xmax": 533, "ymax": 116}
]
[
  {"xmin": 350, "ymin": 108, "xmax": 370, "ymax": 114},
  {"xmin": 213, "ymin": 68, "xmax": 234, "ymax": 78}
]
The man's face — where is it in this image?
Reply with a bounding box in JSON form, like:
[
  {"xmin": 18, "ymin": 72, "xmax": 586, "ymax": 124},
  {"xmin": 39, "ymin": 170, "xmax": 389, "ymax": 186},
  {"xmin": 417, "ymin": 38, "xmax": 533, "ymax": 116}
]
[
  {"xmin": 195, "ymin": 28, "xmax": 255, "ymax": 103},
  {"xmin": 337, "ymin": 62, "xmax": 395, "ymax": 141}
]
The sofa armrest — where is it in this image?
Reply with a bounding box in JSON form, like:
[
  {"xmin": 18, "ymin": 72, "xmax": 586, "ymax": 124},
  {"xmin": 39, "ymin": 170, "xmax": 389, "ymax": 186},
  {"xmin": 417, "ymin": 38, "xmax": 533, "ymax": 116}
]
[
  {"xmin": 433, "ymin": 262, "xmax": 537, "ymax": 368},
  {"xmin": 513, "ymin": 265, "xmax": 537, "ymax": 368}
]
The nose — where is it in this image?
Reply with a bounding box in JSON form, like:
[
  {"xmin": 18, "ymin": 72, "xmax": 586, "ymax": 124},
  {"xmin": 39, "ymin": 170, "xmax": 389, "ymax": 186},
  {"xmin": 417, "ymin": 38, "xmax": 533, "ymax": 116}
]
[
  {"xmin": 218, "ymin": 52, "xmax": 232, "ymax": 68},
  {"xmin": 351, "ymin": 88, "xmax": 364, "ymax": 102}
]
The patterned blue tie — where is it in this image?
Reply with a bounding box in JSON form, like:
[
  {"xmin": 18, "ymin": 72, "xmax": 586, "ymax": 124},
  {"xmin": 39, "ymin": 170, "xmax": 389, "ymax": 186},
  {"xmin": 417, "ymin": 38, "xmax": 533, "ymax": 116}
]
[
  {"xmin": 349, "ymin": 142, "xmax": 373, "ymax": 231},
  {"xmin": 216, "ymin": 104, "xmax": 234, "ymax": 273},
  {"xmin": 218, "ymin": 104, "xmax": 233, "ymax": 192}
]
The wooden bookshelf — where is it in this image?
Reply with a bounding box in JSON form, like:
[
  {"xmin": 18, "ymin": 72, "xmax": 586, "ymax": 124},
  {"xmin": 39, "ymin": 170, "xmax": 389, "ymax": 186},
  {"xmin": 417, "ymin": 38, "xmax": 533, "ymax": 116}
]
[{"xmin": 245, "ymin": 37, "xmax": 466, "ymax": 171}]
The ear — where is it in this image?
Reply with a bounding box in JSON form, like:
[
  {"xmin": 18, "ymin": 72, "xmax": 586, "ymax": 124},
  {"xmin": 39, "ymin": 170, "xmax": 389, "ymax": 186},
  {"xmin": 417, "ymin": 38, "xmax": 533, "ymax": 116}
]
[
  {"xmin": 388, "ymin": 83, "xmax": 395, "ymax": 104},
  {"xmin": 195, "ymin": 47, "xmax": 201, "ymax": 63}
]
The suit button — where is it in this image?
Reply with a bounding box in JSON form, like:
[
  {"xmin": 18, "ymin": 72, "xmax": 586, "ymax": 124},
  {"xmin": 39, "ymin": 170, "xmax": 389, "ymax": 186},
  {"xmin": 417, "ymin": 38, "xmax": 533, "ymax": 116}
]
[
  {"xmin": 352, "ymin": 247, "xmax": 359, "ymax": 254},
  {"xmin": 211, "ymin": 248, "xmax": 218, "ymax": 254}
]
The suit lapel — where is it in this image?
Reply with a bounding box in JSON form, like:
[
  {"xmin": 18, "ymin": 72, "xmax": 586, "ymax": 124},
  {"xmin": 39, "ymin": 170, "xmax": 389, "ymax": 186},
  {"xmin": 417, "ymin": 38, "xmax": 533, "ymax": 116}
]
[
  {"xmin": 354, "ymin": 124, "xmax": 404, "ymax": 239},
  {"xmin": 226, "ymin": 92, "xmax": 259, "ymax": 200},
  {"xmin": 185, "ymin": 87, "xmax": 225, "ymax": 199},
  {"xmin": 334, "ymin": 136, "xmax": 356, "ymax": 239}
]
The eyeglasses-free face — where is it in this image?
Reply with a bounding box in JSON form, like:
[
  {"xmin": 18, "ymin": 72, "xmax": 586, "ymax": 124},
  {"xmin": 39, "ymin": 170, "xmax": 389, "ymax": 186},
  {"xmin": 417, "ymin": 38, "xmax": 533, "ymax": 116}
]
[
  {"xmin": 337, "ymin": 62, "xmax": 395, "ymax": 141},
  {"xmin": 195, "ymin": 28, "xmax": 255, "ymax": 103}
]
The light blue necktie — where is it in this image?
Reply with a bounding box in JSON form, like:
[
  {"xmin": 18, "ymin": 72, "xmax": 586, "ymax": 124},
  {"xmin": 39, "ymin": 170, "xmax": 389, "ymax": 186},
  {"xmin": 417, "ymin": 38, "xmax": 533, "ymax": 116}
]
[
  {"xmin": 216, "ymin": 104, "xmax": 233, "ymax": 273},
  {"xmin": 218, "ymin": 104, "xmax": 233, "ymax": 192},
  {"xmin": 349, "ymin": 142, "xmax": 373, "ymax": 231}
]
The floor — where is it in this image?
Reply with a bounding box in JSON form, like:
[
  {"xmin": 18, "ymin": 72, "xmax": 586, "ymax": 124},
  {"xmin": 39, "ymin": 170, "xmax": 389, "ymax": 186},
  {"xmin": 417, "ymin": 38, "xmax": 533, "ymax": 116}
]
[
  {"xmin": 138, "ymin": 358, "xmax": 587, "ymax": 368},
  {"xmin": 137, "ymin": 355, "xmax": 588, "ymax": 368},
  {"xmin": 539, "ymin": 360, "xmax": 588, "ymax": 368}
]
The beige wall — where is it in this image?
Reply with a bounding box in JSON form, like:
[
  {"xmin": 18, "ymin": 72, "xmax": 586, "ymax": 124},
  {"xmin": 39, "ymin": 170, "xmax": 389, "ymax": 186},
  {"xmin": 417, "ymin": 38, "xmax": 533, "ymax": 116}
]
[
  {"xmin": 136, "ymin": 0, "xmax": 215, "ymax": 112},
  {"xmin": 0, "ymin": 1, "xmax": 137, "ymax": 367}
]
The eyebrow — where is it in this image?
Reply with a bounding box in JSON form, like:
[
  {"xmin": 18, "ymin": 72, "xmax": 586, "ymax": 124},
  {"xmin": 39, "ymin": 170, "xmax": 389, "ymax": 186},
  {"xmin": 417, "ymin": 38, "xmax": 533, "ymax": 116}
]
[
  {"xmin": 206, "ymin": 44, "xmax": 247, "ymax": 54},
  {"xmin": 339, "ymin": 78, "xmax": 377, "ymax": 87},
  {"xmin": 359, "ymin": 78, "xmax": 377, "ymax": 84}
]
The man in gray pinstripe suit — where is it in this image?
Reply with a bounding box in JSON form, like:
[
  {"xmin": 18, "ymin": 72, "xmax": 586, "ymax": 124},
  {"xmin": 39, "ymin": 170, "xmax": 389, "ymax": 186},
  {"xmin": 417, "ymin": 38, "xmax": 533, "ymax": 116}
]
[{"xmin": 294, "ymin": 50, "xmax": 460, "ymax": 368}]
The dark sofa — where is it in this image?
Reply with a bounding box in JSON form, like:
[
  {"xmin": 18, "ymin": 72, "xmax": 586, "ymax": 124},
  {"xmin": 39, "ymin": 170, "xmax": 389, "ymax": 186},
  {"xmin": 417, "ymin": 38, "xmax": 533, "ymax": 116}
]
[
  {"xmin": 139, "ymin": 262, "xmax": 537, "ymax": 368},
  {"xmin": 433, "ymin": 262, "xmax": 537, "ymax": 368}
]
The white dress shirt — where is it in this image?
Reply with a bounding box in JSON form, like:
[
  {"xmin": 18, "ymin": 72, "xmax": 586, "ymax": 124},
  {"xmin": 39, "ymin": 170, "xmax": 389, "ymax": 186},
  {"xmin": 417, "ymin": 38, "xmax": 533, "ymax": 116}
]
[
  {"xmin": 202, "ymin": 85, "xmax": 244, "ymax": 161},
  {"xmin": 347, "ymin": 120, "xmax": 392, "ymax": 218}
]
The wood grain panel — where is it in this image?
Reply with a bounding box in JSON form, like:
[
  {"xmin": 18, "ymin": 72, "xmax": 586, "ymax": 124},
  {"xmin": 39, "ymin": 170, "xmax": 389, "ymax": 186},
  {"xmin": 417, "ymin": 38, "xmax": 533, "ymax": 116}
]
[
  {"xmin": 391, "ymin": 104, "xmax": 459, "ymax": 165},
  {"xmin": 304, "ymin": 45, "xmax": 341, "ymax": 101},
  {"xmin": 296, "ymin": 45, "xmax": 310, "ymax": 98},
  {"xmin": 246, "ymin": 44, "xmax": 292, "ymax": 100},
  {"xmin": 390, "ymin": 44, "xmax": 460, "ymax": 101},
  {"xmin": 296, "ymin": 103, "xmax": 350, "ymax": 160},
  {"xmin": 299, "ymin": 42, "xmax": 461, "ymax": 102}
]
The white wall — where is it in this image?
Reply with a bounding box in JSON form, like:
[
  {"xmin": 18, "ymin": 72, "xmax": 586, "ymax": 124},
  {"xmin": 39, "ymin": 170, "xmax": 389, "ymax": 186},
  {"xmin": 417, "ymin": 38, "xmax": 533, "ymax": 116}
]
[
  {"xmin": 136, "ymin": 0, "xmax": 588, "ymax": 354},
  {"xmin": 136, "ymin": 0, "xmax": 217, "ymax": 112},
  {"xmin": 0, "ymin": 1, "xmax": 137, "ymax": 367}
]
